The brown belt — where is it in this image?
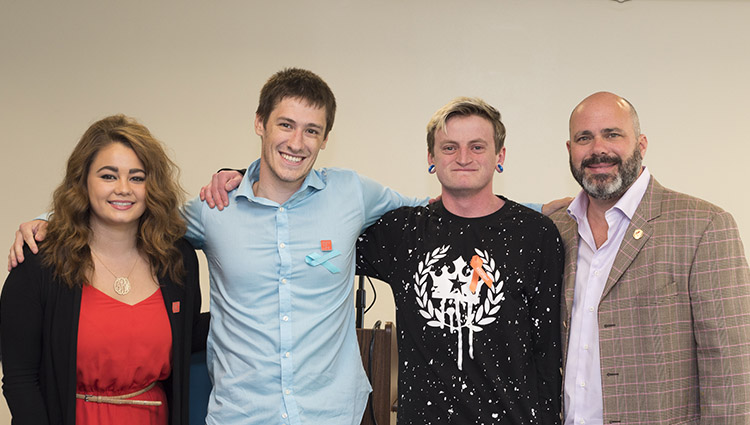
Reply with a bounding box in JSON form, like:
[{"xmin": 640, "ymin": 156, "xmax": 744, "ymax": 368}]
[{"xmin": 76, "ymin": 382, "xmax": 162, "ymax": 406}]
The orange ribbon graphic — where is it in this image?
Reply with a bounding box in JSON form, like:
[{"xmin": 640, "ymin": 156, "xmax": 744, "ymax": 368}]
[{"xmin": 469, "ymin": 255, "xmax": 493, "ymax": 294}]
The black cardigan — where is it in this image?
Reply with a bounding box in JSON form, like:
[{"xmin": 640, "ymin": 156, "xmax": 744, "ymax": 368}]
[{"xmin": 1, "ymin": 239, "xmax": 207, "ymax": 425}]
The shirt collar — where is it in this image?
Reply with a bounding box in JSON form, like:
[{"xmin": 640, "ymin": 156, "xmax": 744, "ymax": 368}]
[
  {"xmin": 234, "ymin": 158, "xmax": 328, "ymax": 205},
  {"xmin": 568, "ymin": 166, "xmax": 651, "ymax": 223}
]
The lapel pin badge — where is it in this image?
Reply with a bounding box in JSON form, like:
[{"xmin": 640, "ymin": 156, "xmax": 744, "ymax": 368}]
[
  {"xmin": 321, "ymin": 240, "xmax": 332, "ymax": 252},
  {"xmin": 633, "ymin": 229, "xmax": 644, "ymax": 240}
]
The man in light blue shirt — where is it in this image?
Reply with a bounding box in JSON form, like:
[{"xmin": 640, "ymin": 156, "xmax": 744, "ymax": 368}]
[{"xmin": 185, "ymin": 68, "xmax": 424, "ymax": 424}]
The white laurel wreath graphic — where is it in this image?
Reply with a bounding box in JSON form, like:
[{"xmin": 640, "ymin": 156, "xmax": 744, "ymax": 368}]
[{"xmin": 413, "ymin": 247, "xmax": 504, "ymax": 332}]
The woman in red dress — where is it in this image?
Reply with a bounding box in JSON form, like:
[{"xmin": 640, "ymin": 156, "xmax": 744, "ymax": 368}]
[{"xmin": 1, "ymin": 115, "xmax": 204, "ymax": 425}]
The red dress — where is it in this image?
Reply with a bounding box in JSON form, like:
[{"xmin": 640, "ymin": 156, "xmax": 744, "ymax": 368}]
[{"xmin": 76, "ymin": 285, "xmax": 172, "ymax": 424}]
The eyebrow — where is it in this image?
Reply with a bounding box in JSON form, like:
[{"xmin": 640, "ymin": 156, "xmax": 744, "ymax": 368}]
[
  {"xmin": 439, "ymin": 138, "xmax": 490, "ymax": 145},
  {"xmin": 574, "ymin": 127, "xmax": 625, "ymax": 139},
  {"xmin": 573, "ymin": 130, "xmax": 593, "ymax": 139},
  {"xmin": 96, "ymin": 165, "xmax": 146, "ymax": 174}
]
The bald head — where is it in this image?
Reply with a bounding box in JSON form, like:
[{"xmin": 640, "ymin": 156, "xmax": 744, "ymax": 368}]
[{"xmin": 569, "ymin": 91, "xmax": 641, "ymax": 139}]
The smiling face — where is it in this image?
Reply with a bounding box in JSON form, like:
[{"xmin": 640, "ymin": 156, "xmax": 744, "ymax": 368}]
[
  {"xmin": 86, "ymin": 142, "xmax": 147, "ymax": 232},
  {"xmin": 428, "ymin": 114, "xmax": 504, "ymax": 199},
  {"xmin": 255, "ymin": 96, "xmax": 328, "ymax": 198},
  {"xmin": 567, "ymin": 92, "xmax": 648, "ymax": 202}
]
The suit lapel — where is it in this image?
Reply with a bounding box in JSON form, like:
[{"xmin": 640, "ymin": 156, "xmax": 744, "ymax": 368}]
[
  {"xmin": 600, "ymin": 177, "xmax": 663, "ymax": 300},
  {"xmin": 550, "ymin": 211, "xmax": 579, "ymax": 325},
  {"xmin": 561, "ymin": 221, "xmax": 579, "ymax": 322}
]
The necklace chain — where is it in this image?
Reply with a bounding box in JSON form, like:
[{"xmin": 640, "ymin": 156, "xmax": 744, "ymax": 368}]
[{"xmin": 91, "ymin": 250, "xmax": 138, "ymax": 296}]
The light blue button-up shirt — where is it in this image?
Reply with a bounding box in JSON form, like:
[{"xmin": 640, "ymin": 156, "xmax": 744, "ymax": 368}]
[
  {"xmin": 563, "ymin": 167, "xmax": 650, "ymax": 425},
  {"xmin": 182, "ymin": 159, "xmax": 425, "ymax": 425}
]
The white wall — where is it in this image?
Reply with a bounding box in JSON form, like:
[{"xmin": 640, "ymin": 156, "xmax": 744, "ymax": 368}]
[{"xmin": 2, "ymin": 1, "xmax": 749, "ymax": 422}]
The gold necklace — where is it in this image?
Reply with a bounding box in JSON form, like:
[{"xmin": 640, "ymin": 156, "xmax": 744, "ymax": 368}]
[{"xmin": 91, "ymin": 250, "xmax": 139, "ymax": 296}]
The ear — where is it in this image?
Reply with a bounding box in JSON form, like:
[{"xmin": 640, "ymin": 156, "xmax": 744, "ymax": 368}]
[
  {"xmin": 637, "ymin": 134, "xmax": 648, "ymax": 159},
  {"xmin": 496, "ymin": 146, "xmax": 506, "ymax": 166},
  {"xmin": 566, "ymin": 139, "xmax": 571, "ymax": 153},
  {"xmin": 427, "ymin": 150, "xmax": 435, "ymax": 166},
  {"xmin": 320, "ymin": 136, "xmax": 328, "ymax": 150},
  {"xmin": 254, "ymin": 114, "xmax": 265, "ymax": 136}
]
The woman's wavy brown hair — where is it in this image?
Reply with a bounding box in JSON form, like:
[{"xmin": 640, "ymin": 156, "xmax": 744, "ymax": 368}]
[{"xmin": 41, "ymin": 114, "xmax": 187, "ymax": 287}]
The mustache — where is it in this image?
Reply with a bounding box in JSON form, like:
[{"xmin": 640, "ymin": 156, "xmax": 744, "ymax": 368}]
[{"xmin": 581, "ymin": 153, "xmax": 622, "ymax": 168}]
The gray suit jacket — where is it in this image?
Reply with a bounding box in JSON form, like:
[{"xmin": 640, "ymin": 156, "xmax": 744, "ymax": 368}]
[{"xmin": 550, "ymin": 177, "xmax": 750, "ymax": 424}]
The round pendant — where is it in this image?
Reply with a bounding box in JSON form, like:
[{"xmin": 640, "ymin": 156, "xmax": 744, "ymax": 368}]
[{"xmin": 113, "ymin": 277, "xmax": 131, "ymax": 296}]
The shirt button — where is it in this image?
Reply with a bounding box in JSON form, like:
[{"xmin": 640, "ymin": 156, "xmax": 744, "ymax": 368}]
[
  {"xmin": 285, "ymin": 389, "xmax": 291, "ymax": 395},
  {"xmin": 583, "ymin": 344, "xmax": 589, "ymax": 350},
  {"xmin": 282, "ymin": 413, "xmax": 288, "ymax": 419},
  {"xmin": 285, "ymin": 352, "xmax": 291, "ymax": 358},
  {"xmin": 588, "ymin": 307, "xmax": 595, "ymax": 312},
  {"xmin": 279, "ymin": 207, "xmax": 285, "ymax": 212},
  {"xmin": 580, "ymin": 381, "xmax": 586, "ymax": 387},
  {"xmin": 281, "ymin": 278, "xmax": 287, "ymax": 284},
  {"xmin": 282, "ymin": 315, "xmax": 289, "ymax": 322},
  {"xmin": 579, "ymin": 420, "xmax": 585, "ymax": 424},
  {"xmin": 594, "ymin": 270, "xmax": 600, "ymax": 276},
  {"xmin": 279, "ymin": 242, "xmax": 286, "ymax": 249}
]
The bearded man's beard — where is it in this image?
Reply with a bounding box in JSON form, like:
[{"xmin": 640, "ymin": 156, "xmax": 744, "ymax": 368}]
[{"xmin": 570, "ymin": 147, "xmax": 642, "ymax": 200}]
